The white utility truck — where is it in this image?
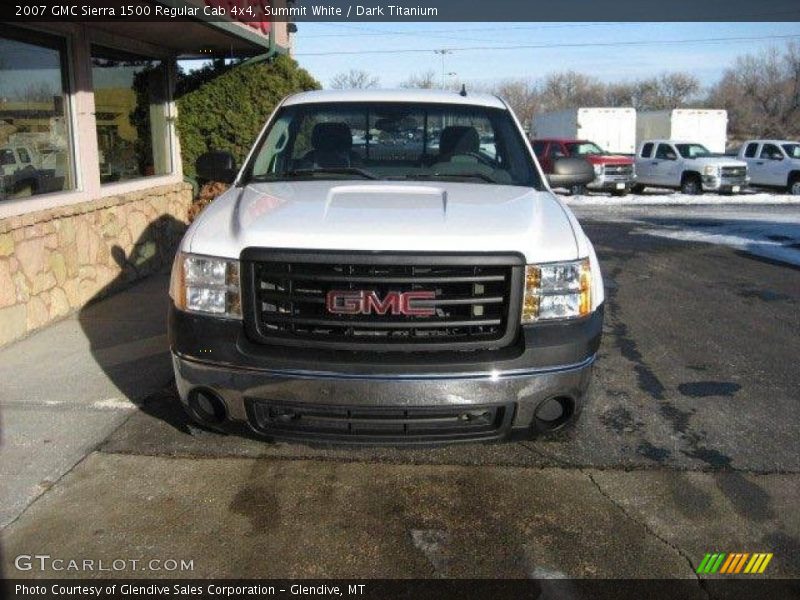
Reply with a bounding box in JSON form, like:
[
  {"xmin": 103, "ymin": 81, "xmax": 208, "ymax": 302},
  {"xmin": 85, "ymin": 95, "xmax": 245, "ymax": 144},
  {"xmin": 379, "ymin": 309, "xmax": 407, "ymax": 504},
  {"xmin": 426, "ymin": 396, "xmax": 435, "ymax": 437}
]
[
  {"xmin": 531, "ymin": 107, "xmax": 637, "ymax": 155},
  {"xmin": 636, "ymin": 109, "xmax": 728, "ymax": 154},
  {"xmin": 168, "ymin": 89, "xmax": 605, "ymax": 444},
  {"xmin": 737, "ymin": 140, "xmax": 800, "ymax": 195}
]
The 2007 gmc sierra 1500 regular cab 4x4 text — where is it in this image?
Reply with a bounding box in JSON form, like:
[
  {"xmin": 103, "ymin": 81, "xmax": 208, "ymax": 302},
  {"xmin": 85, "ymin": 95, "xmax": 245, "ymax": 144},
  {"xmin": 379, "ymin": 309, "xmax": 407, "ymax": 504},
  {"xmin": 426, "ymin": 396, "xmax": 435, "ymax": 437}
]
[{"xmin": 168, "ymin": 89, "xmax": 603, "ymax": 444}]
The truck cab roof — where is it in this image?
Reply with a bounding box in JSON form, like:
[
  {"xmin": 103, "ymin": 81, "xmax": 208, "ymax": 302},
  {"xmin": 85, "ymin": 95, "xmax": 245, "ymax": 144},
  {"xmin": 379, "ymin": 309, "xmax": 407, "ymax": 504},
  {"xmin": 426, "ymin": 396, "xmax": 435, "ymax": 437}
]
[{"xmin": 283, "ymin": 88, "xmax": 507, "ymax": 109}]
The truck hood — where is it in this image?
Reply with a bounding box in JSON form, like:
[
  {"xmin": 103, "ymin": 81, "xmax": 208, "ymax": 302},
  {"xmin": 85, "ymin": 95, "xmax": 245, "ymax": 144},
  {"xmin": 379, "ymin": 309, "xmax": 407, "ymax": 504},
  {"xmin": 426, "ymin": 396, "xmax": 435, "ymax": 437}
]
[
  {"xmin": 186, "ymin": 180, "xmax": 580, "ymax": 264},
  {"xmin": 684, "ymin": 156, "xmax": 747, "ymax": 167}
]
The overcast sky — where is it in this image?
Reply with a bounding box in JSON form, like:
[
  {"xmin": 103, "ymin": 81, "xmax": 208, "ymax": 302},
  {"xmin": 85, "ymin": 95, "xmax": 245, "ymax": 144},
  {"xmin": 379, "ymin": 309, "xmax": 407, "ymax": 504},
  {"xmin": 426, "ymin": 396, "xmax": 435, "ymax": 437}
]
[{"xmin": 290, "ymin": 22, "xmax": 800, "ymax": 89}]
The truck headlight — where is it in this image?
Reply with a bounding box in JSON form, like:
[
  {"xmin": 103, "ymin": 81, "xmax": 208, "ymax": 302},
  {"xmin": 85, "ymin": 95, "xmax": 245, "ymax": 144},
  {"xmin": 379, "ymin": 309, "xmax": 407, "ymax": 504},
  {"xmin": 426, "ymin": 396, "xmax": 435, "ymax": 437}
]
[
  {"xmin": 522, "ymin": 259, "xmax": 591, "ymax": 323},
  {"xmin": 169, "ymin": 252, "xmax": 241, "ymax": 318},
  {"xmin": 703, "ymin": 165, "xmax": 720, "ymax": 176},
  {"xmin": 593, "ymin": 164, "xmax": 603, "ymax": 176}
]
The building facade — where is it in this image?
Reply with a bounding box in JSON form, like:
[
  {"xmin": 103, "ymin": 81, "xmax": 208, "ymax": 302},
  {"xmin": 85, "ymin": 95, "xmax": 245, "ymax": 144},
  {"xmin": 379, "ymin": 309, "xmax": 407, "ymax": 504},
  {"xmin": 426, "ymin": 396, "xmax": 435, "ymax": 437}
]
[{"xmin": 0, "ymin": 9, "xmax": 291, "ymax": 346}]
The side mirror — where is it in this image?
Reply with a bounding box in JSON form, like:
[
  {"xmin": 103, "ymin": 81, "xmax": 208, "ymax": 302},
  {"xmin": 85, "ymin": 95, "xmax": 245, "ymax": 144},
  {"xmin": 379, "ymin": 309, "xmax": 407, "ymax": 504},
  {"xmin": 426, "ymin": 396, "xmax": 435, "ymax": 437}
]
[
  {"xmin": 666, "ymin": 153, "xmax": 678, "ymax": 161},
  {"xmin": 196, "ymin": 151, "xmax": 237, "ymax": 184},
  {"xmin": 771, "ymin": 153, "xmax": 784, "ymax": 161},
  {"xmin": 547, "ymin": 157, "xmax": 595, "ymax": 188}
]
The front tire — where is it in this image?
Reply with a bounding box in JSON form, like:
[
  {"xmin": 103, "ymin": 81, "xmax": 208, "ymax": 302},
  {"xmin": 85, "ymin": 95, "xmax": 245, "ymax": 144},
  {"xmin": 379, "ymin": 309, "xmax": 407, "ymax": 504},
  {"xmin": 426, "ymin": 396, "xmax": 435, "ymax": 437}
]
[
  {"xmin": 631, "ymin": 183, "xmax": 645, "ymax": 194},
  {"xmin": 788, "ymin": 176, "xmax": 800, "ymax": 196},
  {"xmin": 681, "ymin": 174, "xmax": 702, "ymax": 195},
  {"xmin": 570, "ymin": 184, "xmax": 587, "ymax": 196}
]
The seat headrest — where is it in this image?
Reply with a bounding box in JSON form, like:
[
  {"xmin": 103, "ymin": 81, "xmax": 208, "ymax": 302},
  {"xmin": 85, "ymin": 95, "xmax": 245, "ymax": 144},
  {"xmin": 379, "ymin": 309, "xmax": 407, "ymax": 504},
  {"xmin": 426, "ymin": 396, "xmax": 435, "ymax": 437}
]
[
  {"xmin": 312, "ymin": 122, "xmax": 352, "ymax": 152},
  {"xmin": 439, "ymin": 126, "xmax": 479, "ymax": 156}
]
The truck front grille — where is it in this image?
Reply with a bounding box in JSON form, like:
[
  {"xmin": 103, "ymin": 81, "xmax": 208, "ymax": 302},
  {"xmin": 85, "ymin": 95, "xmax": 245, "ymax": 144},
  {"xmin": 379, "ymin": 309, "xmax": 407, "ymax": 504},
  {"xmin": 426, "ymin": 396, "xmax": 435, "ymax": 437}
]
[
  {"xmin": 246, "ymin": 399, "xmax": 513, "ymax": 442},
  {"xmin": 241, "ymin": 250, "xmax": 523, "ymax": 351},
  {"xmin": 603, "ymin": 164, "xmax": 634, "ymax": 177},
  {"xmin": 721, "ymin": 166, "xmax": 747, "ymax": 179}
]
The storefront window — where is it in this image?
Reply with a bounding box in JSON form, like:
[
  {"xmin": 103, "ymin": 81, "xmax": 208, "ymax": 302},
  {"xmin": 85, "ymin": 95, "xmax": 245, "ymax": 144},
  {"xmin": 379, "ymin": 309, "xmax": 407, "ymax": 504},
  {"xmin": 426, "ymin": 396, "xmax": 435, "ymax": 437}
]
[
  {"xmin": 90, "ymin": 45, "xmax": 172, "ymax": 184},
  {"xmin": 0, "ymin": 29, "xmax": 75, "ymax": 201}
]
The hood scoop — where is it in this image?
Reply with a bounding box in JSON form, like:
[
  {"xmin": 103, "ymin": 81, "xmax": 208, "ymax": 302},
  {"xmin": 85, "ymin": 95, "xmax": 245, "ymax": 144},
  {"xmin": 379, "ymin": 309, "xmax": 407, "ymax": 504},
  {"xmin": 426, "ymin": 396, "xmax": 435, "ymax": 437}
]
[{"xmin": 324, "ymin": 184, "xmax": 447, "ymax": 222}]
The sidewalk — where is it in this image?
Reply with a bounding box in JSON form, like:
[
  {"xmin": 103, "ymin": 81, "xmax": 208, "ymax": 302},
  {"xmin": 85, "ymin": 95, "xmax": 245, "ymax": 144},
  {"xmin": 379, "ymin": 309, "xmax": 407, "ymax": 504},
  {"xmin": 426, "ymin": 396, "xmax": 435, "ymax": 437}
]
[{"xmin": 0, "ymin": 272, "xmax": 173, "ymax": 529}]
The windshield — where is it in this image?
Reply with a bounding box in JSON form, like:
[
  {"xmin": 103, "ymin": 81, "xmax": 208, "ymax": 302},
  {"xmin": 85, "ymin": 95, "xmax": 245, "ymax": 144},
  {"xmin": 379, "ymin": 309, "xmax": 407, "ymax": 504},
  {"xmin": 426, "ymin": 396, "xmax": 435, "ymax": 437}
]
[
  {"xmin": 675, "ymin": 143, "xmax": 711, "ymax": 159},
  {"xmin": 782, "ymin": 143, "xmax": 800, "ymax": 159},
  {"xmin": 243, "ymin": 102, "xmax": 541, "ymax": 188},
  {"xmin": 565, "ymin": 141, "xmax": 604, "ymax": 156}
]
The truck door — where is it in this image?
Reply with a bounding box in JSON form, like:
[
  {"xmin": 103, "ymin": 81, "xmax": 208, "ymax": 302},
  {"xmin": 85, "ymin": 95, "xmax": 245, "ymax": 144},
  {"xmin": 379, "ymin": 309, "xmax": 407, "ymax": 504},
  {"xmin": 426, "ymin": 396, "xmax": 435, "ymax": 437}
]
[
  {"xmin": 758, "ymin": 143, "xmax": 787, "ymax": 187},
  {"xmin": 653, "ymin": 143, "xmax": 680, "ymax": 186},
  {"xmin": 741, "ymin": 142, "xmax": 763, "ymax": 184},
  {"xmin": 636, "ymin": 142, "xmax": 655, "ymax": 183},
  {"xmin": 531, "ymin": 140, "xmax": 549, "ymax": 172}
]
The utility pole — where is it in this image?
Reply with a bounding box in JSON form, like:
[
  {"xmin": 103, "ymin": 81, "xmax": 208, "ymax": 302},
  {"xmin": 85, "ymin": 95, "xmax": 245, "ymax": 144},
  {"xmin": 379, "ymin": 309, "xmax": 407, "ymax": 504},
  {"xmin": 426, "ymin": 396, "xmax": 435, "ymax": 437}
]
[{"xmin": 434, "ymin": 49, "xmax": 452, "ymax": 89}]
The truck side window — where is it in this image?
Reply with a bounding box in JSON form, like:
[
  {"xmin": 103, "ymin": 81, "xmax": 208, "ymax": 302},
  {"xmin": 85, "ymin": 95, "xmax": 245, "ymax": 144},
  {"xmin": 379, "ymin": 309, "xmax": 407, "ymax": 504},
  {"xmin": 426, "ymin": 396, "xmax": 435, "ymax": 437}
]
[
  {"xmin": 531, "ymin": 141, "xmax": 545, "ymax": 156},
  {"xmin": 744, "ymin": 143, "xmax": 758, "ymax": 158},
  {"xmin": 0, "ymin": 149, "xmax": 15, "ymax": 165},
  {"xmin": 548, "ymin": 144, "xmax": 566, "ymax": 159},
  {"xmin": 641, "ymin": 143, "xmax": 653, "ymax": 158},
  {"xmin": 760, "ymin": 143, "xmax": 783, "ymax": 160},
  {"xmin": 17, "ymin": 148, "xmax": 31, "ymax": 164},
  {"xmin": 655, "ymin": 144, "xmax": 675, "ymax": 160}
]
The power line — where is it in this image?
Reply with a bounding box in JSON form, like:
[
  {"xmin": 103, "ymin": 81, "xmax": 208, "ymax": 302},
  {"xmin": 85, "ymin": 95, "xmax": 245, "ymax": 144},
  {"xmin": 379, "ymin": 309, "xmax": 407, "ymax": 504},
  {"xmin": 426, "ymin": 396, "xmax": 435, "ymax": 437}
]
[
  {"xmin": 301, "ymin": 22, "xmax": 635, "ymax": 39},
  {"xmin": 295, "ymin": 34, "xmax": 800, "ymax": 57}
]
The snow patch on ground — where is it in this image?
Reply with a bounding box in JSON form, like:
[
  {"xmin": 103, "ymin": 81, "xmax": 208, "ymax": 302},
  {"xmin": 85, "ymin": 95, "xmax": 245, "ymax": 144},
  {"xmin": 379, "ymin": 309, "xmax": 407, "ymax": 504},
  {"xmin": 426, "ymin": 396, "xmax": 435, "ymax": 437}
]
[
  {"xmin": 633, "ymin": 220, "xmax": 800, "ymax": 267},
  {"xmin": 564, "ymin": 191, "xmax": 800, "ymax": 206}
]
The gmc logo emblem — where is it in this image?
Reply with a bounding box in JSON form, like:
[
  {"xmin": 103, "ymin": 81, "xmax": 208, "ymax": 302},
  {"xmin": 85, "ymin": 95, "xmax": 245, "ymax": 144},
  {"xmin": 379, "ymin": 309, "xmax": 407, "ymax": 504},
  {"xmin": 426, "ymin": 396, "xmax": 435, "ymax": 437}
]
[{"xmin": 326, "ymin": 290, "xmax": 436, "ymax": 317}]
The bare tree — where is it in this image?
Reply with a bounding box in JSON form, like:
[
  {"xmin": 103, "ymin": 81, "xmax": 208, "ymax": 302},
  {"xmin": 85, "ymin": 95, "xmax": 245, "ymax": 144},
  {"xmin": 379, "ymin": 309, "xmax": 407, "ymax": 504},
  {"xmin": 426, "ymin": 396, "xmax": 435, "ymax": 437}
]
[
  {"xmin": 399, "ymin": 70, "xmax": 438, "ymax": 89},
  {"xmin": 708, "ymin": 43, "xmax": 800, "ymax": 139},
  {"xmin": 491, "ymin": 79, "xmax": 540, "ymax": 130},
  {"xmin": 538, "ymin": 71, "xmax": 606, "ymax": 111},
  {"xmin": 329, "ymin": 69, "xmax": 379, "ymax": 89}
]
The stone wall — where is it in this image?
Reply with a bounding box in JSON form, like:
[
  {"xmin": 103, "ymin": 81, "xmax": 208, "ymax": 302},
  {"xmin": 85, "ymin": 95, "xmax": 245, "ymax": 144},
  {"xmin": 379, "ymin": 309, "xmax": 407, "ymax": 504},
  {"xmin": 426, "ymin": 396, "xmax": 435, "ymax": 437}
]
[{"xmin": 0, "ymin": 182, "xmax": 193, "ymax": 347}]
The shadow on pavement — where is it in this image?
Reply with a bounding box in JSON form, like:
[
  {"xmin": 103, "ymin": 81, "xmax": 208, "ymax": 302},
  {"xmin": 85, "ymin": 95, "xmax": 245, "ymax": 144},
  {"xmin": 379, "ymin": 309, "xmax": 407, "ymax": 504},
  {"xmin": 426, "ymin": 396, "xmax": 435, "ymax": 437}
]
[{"xmin": 77, "ymin": 214, "xmax": 193, "ymax": 433}]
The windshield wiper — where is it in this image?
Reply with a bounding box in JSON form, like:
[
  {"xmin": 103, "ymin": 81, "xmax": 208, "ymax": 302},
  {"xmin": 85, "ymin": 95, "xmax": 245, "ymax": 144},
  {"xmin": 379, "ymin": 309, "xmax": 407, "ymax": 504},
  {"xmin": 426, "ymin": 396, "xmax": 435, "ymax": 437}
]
[
  {"xmin": 282, "ymin": 167, "xmax": 379, "ymax": 180},
  {"xmin": 424, "ymin": 172, "xmax": 497, "ymax": 183}
]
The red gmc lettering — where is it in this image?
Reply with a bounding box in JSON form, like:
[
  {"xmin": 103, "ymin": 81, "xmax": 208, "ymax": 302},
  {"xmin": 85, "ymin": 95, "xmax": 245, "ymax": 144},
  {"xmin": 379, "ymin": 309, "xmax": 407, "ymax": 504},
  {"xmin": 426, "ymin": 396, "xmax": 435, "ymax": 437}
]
[{"xmin": 326, "ymin": 291, "xmax": 435, "ymax": 316}]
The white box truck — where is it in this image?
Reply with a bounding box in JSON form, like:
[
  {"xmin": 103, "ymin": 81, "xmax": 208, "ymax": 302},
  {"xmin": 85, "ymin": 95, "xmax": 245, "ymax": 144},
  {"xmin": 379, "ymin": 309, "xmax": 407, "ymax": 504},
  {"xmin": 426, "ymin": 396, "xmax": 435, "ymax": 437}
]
[
  {"xmin": 636, "ymin": 109, "xmax": 728, "ymax": 154},
  {"xmin": 531, "ymin": 107, "xmax": 637, "ymax": 155}
]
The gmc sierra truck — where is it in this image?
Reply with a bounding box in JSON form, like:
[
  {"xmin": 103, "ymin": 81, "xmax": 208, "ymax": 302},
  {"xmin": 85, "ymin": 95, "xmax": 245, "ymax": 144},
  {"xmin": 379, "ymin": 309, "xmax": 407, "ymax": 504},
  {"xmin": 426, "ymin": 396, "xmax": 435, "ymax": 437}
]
[
  {"xmin": 169, "ymin": 89, "xmax": 603, "ymax": 444},
  {"xmin": 633, "ymin": 139, "xmax": 748, "ymax": 194},
  {"xmin": 737, "ymin": 139, "xmax": 800, "ymax": 195}
]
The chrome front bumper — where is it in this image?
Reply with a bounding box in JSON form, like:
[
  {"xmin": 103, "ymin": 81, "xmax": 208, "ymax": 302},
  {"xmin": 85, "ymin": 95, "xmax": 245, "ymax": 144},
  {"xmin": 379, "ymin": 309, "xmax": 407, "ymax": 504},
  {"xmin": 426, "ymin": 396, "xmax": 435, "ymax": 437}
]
[{"xmin": 172, "ymin": 353, "xmax": 595, "ymax": 442}]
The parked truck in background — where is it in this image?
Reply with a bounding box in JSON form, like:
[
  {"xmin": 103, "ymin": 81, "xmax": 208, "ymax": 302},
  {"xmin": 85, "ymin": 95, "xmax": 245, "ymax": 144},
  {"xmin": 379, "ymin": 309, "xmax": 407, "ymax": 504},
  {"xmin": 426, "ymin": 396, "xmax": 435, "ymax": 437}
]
[
  {"xmin": 531, "ymin": 108, "xmax": 637, "ymax": 155},
  {"xmin": 737, "ymin": 140, "xmax": 800, "ymax": 195},
  {"xmin": 633, "ymin": 140, "xmax": 748, "ymax": 194},
  {"xmin": 532, "ymin": 138, "xmax": 636, "ymax": 196},
  {"xmin": 636, "ymin": 109, "xmax": 728, "ymax": 154}
]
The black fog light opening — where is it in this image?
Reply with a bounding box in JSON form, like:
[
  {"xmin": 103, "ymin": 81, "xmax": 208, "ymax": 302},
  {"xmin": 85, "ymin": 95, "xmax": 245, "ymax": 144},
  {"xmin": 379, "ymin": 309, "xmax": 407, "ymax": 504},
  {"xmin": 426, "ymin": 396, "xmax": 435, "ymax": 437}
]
[
  {"xmin": 188, "ymin": 388, "xmax": 227, "ymax": 425},
  {"xmin": 532, "ymin": 396, "xmax": 575, "ymax": 433}
]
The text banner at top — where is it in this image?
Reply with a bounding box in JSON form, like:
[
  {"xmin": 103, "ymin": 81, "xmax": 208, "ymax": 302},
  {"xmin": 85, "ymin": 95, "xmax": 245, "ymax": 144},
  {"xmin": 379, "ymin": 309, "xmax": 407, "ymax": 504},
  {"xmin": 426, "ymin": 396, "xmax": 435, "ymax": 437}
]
[{"xmin": 3, "ymin": 0, "xmax": 800, "ymax": 22}]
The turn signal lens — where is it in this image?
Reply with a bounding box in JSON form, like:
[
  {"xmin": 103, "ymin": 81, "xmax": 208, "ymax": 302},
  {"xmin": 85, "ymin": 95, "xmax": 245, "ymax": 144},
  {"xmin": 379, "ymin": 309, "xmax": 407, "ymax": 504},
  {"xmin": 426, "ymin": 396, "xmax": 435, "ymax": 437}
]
[{"xmin": 522, "ymin": 259, "xmax": 591, "ymax": 323}]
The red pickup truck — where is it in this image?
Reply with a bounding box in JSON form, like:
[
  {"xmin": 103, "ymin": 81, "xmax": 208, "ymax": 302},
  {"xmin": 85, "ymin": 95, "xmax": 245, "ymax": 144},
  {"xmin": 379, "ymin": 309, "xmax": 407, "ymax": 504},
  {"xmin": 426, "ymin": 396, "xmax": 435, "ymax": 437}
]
[{"xmin": 532, "ymin": 138, "xmax": 636, "ymax": 196}]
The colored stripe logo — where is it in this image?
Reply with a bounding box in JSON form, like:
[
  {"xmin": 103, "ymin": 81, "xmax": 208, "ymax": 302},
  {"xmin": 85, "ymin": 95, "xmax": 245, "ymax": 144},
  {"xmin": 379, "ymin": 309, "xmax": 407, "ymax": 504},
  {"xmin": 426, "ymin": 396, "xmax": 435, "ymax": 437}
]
[{"xmin": 697, "ymin": 552, "xmax": 773, "ymax": 574}]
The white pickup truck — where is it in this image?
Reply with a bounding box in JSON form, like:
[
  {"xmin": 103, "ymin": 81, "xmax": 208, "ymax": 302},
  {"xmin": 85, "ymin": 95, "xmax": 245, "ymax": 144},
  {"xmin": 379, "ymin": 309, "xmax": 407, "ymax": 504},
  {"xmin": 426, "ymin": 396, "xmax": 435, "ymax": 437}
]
[
  {"xmin": 633, "ymin": 139, "xmax": 748, "ymax": 194},
  {"xmin": 737, "ymin": 139, "xmax": 800, "ymax": 195},
  {"xmin": 168, "ymin": 89, "xmax": 604, "ymax": 444}
]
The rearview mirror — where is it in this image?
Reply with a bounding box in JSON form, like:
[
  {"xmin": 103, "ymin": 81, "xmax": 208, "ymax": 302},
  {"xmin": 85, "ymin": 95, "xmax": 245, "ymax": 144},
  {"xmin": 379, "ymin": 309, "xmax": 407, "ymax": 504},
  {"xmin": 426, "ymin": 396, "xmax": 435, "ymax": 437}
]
[
  {"xmin": 546, "ymin": 157, "xmax": 595, "ymax": 189},
  {"xmin": 196, "ymin": 151, "xmax": 237, "ymax": 184}
]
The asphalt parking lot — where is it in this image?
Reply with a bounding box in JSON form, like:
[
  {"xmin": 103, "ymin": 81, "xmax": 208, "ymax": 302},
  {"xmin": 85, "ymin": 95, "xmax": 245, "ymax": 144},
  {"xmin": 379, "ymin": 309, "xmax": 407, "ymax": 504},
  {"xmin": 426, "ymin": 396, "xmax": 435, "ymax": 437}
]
[{"xmin": 2, "ymin": 205, "xmax": 799, "ymax": 585}]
